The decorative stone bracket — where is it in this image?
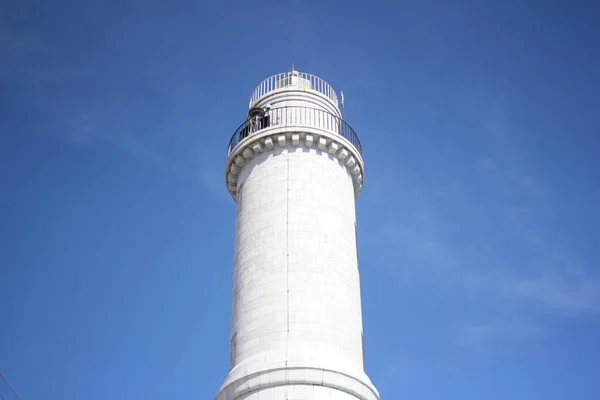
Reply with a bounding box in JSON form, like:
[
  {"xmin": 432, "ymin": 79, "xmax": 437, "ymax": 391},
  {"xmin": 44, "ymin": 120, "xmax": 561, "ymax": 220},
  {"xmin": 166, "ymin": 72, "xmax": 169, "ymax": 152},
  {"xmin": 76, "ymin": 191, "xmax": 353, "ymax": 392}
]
[{"xmin": 225, "ymin": 126, "xmax": 365, "ymax": 201}]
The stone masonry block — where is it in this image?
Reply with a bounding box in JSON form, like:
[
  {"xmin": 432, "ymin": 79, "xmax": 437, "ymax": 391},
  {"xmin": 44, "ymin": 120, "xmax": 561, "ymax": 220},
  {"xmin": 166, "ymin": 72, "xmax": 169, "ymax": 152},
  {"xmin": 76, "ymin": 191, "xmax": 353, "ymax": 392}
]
[
  {"xmin": 230, "ymin": 163, "xmax": 241, "ymax": 174},
  {"xmin": 317, "ymin": 137, "xmax": 327, "ymax": 150},
  {"xmin": 277, "ymin": 134, "xmax": 286, "ymax": 147},
  {"xmin": 264, "ymin": 137, "xmax": 274, "ymax": 150},
  {"xmin": 336, "ymin": 148, "xmax": 349, "ymax": 161},
  {"xmin": 305, "ymin": 134, "xmax": 314, "ymax": 148},
  {"xmin": 327, "ymin": 141, "xmax": 339, "ymax": 154},
  {"xmin": 235, "ymin": 155, "xmax": 246, "ymax": 167},
  {"xmin": 292, "ymin": 133, "xmax": 300, "ymax": 147},
  {"xmin": 243, "ymin": 147, "xmax": 255, "ymax": 159},
  {"xmin": 251, "ymin": 142, "xmax": 264, "ymax": 154}
]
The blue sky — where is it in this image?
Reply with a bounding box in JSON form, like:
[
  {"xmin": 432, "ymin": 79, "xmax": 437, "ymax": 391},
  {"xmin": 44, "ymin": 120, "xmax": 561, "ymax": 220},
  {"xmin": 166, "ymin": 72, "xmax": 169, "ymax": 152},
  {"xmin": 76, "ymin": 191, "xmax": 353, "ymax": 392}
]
[{"xmin": 1, "ymin": 0, "xmax": 599, "ymax": 398}]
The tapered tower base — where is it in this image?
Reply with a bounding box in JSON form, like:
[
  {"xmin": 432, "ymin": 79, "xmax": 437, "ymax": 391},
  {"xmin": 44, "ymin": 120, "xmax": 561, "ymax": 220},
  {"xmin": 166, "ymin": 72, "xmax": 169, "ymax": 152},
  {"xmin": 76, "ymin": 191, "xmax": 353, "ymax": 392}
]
[{"xmin": 217, "ymin": 364, "xmax": 379, "ymax": 400}]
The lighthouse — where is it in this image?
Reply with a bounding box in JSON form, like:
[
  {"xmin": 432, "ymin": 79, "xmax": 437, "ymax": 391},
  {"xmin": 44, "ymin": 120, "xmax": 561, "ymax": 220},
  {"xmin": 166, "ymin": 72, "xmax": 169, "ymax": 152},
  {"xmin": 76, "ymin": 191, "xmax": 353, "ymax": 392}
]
[{"xmin": 217, "ymin": 69, "xmax": 380, "ymax": 400}]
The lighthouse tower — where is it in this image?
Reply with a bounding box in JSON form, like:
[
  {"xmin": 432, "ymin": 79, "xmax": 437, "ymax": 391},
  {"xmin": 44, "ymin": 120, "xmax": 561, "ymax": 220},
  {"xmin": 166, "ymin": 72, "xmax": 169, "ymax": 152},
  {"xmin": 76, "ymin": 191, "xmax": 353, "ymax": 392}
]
[{"xmin": 217, "ymin": 69, "xmax": 380, "ymax": 400}]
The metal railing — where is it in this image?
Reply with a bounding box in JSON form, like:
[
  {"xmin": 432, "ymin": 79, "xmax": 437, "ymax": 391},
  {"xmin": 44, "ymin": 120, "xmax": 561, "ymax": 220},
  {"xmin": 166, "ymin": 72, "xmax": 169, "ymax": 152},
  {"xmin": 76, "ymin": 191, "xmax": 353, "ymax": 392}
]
[
  {"xmin": 228, "ymin": 106, "xmax": 362, "ymax": 155},
  {"xmin": 249, "ymin": 72, "xmax": 339, "ymax": 108}
]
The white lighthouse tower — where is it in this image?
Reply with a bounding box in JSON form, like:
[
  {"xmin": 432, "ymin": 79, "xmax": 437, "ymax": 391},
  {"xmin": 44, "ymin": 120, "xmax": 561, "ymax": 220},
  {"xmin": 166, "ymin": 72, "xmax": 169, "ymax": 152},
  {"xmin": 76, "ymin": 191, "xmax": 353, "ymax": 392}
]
[{"xmin": 217, "ymin": 69, "xmax": 380, "ymax": 400}]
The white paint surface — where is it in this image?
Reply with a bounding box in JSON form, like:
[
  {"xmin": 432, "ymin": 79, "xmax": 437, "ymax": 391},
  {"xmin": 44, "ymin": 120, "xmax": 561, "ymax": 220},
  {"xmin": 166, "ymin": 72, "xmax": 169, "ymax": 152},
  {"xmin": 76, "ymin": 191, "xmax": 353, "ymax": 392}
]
[{"xmin": 217, "ymin": 72, "xmax": 379, "ymax": 400}]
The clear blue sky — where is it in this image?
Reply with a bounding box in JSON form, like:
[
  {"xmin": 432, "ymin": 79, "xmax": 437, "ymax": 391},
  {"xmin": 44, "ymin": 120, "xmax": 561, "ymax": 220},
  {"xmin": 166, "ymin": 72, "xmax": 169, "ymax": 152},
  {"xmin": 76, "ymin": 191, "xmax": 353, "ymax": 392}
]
[{"xmin": 1, "ymin": 0, "xmax": 599, "ymax": 399}]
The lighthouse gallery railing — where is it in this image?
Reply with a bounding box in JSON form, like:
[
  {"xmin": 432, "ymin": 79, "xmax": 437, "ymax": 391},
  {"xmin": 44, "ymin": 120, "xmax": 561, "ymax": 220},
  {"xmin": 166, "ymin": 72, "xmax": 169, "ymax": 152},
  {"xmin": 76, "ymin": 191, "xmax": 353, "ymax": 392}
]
[
  {"xmin": 249, "ymin": 72, "xmax": 339, "ymax": 108},
  {"xmin": 227, "ymin": 106, "xmax": 362, "ymax": 156}
]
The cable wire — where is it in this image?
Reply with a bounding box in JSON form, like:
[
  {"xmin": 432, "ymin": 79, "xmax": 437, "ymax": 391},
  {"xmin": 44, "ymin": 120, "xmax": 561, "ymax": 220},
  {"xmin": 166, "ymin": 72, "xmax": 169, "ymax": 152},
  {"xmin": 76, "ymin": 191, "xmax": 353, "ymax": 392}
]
[{"xmin": 0, "ymin": 372, "xmax": 22, "ymax": 400}]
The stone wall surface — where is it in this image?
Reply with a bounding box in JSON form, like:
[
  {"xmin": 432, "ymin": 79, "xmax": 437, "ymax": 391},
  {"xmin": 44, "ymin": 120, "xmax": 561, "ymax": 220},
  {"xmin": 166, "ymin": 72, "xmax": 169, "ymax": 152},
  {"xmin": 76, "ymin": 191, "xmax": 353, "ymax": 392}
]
[{"xmin": 218, "ymin": 80, "xmax": 379, "ymax": 400}]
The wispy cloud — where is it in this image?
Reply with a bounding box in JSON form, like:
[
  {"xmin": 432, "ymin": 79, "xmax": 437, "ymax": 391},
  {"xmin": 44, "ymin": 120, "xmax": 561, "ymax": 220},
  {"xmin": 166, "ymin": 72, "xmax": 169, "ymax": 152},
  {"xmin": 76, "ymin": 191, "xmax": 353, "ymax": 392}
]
[
  {"xmin": 0, "ymin": 10, "xmax": 55, "ymax": 81},
  {"xmin": 458, "ymin": 318, "xmax": 544, "ymax": 354},
  {"xmin": 509, "ymin": 277, "xmax": 600, "ymax": 313},
  {"xmin": 463, "ymin": 271, "xmax": 600, "ymax": 313},
  {"xmin": 66, "ymin": 114, "xmax": 230, "ymax": 198},
  {"xmin": 378, "ymin": 215, "xmax": 600, "ymax": 315},
  {"xmin": 0, "ymin": 22, "xmax": 46, "ymax": 56},
  {"xmin": 66, "ymin": 114, "xmax": 187, "ymax": 176},
  {"xmin": 369, "ymin": 104, "xmax": 600, "ymax": 349},
  {"xmin": 199, "ymin": 170, "xmax": 230, "ymax": 200}
]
